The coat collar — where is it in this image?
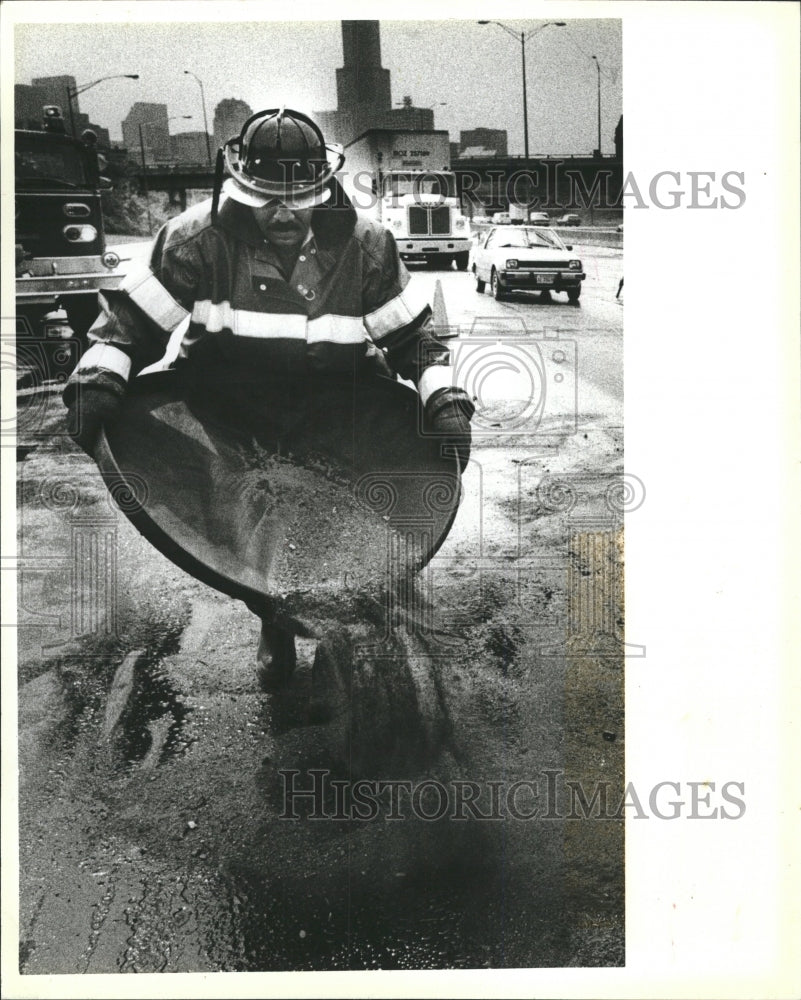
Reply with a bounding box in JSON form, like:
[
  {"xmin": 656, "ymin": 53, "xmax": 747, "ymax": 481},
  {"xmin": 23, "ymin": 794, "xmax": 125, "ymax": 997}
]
[{"xmin": 214, "ymin": 180, "xmax": 357, "ymax": 266}]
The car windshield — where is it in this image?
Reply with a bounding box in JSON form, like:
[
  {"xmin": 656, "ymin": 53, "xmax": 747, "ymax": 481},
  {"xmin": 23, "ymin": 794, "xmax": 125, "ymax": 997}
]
[{"xmin": 493, "ymin": 227, "xmax": 565, "ymax": 249}]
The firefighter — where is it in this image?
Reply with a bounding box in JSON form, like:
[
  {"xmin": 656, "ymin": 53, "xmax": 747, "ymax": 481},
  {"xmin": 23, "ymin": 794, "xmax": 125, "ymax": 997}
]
[{"xmin": 63, "ymin": 106, "xmax": 473, "ymax": 689}]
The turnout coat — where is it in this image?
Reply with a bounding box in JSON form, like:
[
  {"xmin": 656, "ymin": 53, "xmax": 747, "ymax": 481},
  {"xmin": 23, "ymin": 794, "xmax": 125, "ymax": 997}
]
[{"xmin": 65, "ymin": 190, "xmax": 453, "ymax": 404}]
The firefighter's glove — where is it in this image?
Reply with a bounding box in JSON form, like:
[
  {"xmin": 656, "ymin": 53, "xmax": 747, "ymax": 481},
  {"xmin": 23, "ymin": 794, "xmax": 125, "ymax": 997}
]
[
  {"xmin": 424, "ymin": 386, "xmax": 475, "ymax": 473},
  {"xmin": 66, "ymin": 385, "xmax": 123, "ymax": 457}
]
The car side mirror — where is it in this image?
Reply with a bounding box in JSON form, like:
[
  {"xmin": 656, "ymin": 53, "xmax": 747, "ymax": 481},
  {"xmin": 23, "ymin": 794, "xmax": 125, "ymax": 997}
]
[{"xmin": 565, "ymin": 245, "xmax": 573, "ymax": 251}]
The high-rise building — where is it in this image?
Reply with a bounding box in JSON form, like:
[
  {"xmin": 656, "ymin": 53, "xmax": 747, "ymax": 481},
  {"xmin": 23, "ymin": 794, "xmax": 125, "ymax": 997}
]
[
  {"xmin": 172, "ymin": 130, "xmax": 211, "ymax": 164},
  {"xmin": 213, "ymin": 98, "xmax": 253, "ymax": 152},
  {"xmin": 335, "ymin": 20, "xmax": 391, "ymax": 136},
  {"xmin": 30, "ymin": 74, "xmax": 113, "ymax": 146},
  {"xmin": 15, "ymin": 84, "xmax": 49, "ymax": 129},
  {"xmin": 31, "ymin": 74, "xmax": 76, "ymax": 116},
  {"xmin": 18, "ymin": 80, "xmax": 109, "ymax": 144},
  {"xmin": 315, "ymin": 22, "xmax": 441, "ymax": 146},
  {"xmin": 122, "ymin": 102, "xmax": 171, "ymax": 164}
]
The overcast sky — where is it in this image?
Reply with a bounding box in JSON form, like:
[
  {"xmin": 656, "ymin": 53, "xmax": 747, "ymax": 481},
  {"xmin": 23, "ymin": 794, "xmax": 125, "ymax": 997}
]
[{"xmin": 14, "ymin": 17, "xmax": 621, "ymax": 154}]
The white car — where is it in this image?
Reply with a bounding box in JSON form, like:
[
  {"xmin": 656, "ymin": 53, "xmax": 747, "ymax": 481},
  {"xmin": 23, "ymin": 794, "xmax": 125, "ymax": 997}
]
[{"xmin": 472, "ymin": 225, "xmax": 586, "ymax": 302}]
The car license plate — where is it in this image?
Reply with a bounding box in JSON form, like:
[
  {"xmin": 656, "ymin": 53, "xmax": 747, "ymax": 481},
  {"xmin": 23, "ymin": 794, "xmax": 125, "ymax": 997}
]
[{"xmin": 536, "ymin": 274, "xmax": 555, "ymax": 285}]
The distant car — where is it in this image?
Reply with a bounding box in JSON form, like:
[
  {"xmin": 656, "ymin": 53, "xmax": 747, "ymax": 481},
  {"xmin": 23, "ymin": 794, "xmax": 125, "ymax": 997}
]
[
  {"xmin": 471, "ymin": 225, "xmax": 585, "ymax": 303},
  {"xmin": 491, "ymin": 212, "xmax": 511, "ymax": 224},
  {"xmin": 555, "ymin": 213, "xmax": 582, "ymax": 226},
  {"xmin": 527, "ymin": 211, "xmax": 551, "ymax": 226}
]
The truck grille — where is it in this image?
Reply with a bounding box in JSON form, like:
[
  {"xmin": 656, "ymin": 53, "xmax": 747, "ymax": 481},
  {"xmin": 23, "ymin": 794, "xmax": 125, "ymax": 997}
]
[
  {"xmin": 407, "ymin": 205, "xmax": 451, "ymax": 236},
  {"xmin": 430, "ymin": 206, "xmax": 450, "ymax": 235},
  {"xmin": 408, "ymin": 206, "xmax": 428, "ymax": 235}
]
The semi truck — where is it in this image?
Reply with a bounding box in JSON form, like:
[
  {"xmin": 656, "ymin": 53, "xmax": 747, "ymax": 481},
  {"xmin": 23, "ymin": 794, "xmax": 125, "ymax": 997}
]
[
  {"xmin": 15, "ymin": 106, "xmax": 122, "ymax": 376},
  {"xmin": 341, "ymin": 128, "xmax": 471, "ymax": 270}
]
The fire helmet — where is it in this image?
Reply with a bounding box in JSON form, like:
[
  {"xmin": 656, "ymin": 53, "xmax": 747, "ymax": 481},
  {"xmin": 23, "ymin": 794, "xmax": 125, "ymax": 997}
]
[{"xmin": 218, "ymin": 107, "xmax": 344, "ymax": 212}]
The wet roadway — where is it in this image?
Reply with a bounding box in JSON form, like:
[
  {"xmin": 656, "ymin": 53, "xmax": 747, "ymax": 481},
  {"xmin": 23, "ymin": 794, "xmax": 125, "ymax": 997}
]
[{"xmin": 15, "ymin": 247, "xmax": 625, "ymax": 973}]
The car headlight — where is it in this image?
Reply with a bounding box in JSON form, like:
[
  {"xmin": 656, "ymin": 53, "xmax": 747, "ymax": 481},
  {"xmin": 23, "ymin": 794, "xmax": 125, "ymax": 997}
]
[
  {"xmin": 505, "ymin": 259, "xmax": 519, "ymax": 269},
  {"xmin": 63, "ymin": 225, "xmax": 98, "ymax": 243},
  {"xmin": 102, "ymin": 250, "xmax": 121, "ymax": 269},
  {"xmin": 568, "ymin": 259, "xmax": 582, "ymax": 270}
]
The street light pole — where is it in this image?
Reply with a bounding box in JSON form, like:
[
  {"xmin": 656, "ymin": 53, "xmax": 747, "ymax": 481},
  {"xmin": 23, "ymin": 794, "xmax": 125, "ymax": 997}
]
[
  {"xmin": 65, "ymin": 73, "xmax": 139, "ymax": 138},
  {"xmin": 592, "ymin": 55, "xmax": 602, "ymax": 155},
  {"xmin": 184, "ymin": 70, "xmax": 212, "ymax": 168},
  {"xmin": 478, "ymin": 21, "xmax": 565, "ymax": 163}
]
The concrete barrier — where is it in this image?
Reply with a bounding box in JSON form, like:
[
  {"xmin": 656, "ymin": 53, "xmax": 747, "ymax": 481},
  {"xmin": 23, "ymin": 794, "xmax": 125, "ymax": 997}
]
[
  {"xmin": 468, "ymin": 221, "xmax": 622, "ymax": 251},
  {"xmin": 553, "ymin": 227, "xmax": 623, "ymax": 250}
]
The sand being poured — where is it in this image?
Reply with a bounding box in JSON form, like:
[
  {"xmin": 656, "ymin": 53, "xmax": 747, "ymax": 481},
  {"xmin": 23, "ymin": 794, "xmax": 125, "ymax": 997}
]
[
  {"xmin": 209, "ymin": 439, "xmax": 405, "ymax": 598},
  {"xmin": 102, "ymin": 380, "xmax": 458, "ymax": 614}
]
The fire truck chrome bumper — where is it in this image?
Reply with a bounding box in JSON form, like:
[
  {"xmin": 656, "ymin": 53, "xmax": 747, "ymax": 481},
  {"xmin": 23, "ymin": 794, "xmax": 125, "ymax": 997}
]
[{"xmin": 16, "ymin": 273, "xmax": 124, "ymax": 300}]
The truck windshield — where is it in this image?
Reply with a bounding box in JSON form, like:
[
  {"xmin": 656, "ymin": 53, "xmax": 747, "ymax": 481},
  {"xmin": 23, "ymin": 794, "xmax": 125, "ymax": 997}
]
[
  {"xmin": 385, "ymin": 173, "xmax": 455, "ymax": 199},
  {"xmin": 15, "ymin": 133, "xmax": 90, "ymax": 187}
]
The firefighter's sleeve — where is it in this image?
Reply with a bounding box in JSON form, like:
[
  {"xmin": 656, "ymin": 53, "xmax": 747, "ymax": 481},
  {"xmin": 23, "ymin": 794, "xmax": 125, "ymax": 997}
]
[
  {"xmin": 361, "ymin": 227, "xmax": 454, "ymax": 404},
  {"xmin": 63, "ymin": 225, "xmax": 197, "ymax": 405}
]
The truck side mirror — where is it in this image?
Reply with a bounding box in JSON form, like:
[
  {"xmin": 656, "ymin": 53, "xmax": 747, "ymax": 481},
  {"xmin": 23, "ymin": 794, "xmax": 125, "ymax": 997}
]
[{"xmin": 98, "ymin": 176, "xmax": 113, "ymax": 191}]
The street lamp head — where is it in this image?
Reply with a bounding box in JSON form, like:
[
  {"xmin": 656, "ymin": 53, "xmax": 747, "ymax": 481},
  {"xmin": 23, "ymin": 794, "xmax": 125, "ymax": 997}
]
[
  {"xmin": 554, "ymin": 22, "xmax": 567, "ymax": 26},
  {"xmin": 126, "ymin": 74, "xmax": 140, "ymax": 80},
  {"xmin": 477, "ymin": 20, "xmax": 490, "ymax": 25}
]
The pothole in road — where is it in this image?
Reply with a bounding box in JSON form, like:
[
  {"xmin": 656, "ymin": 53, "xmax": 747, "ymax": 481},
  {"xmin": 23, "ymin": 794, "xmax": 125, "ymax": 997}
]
[{"xmin": 105, "ymin": 650, "xmax": 194, "ymax": 771}]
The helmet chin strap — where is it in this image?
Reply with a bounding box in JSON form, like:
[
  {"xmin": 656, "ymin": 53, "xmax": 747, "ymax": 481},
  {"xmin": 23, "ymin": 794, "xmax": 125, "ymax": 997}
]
[{"xmin": 211, "ymin": 146, "xmax": 226, "ymax": 224}]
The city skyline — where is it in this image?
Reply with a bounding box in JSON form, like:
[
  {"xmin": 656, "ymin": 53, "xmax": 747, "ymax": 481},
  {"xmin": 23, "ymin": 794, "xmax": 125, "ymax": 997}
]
[{"xmin": 13, "ymin": 18, "xmax": 621, "ymax": 155}]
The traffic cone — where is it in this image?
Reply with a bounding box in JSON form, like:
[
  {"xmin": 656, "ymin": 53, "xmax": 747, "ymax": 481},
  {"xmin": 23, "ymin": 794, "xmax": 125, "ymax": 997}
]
[{"xmin": 432, "ymin": 279, "xmax": 450, "ymax": 337}]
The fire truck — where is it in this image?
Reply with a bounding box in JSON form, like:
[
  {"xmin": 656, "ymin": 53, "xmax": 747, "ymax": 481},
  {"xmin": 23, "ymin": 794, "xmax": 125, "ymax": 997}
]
[
  {"xmin": 342, "ymin": 128, "xmax": 471, "ymax": 270},
  {"xmin": 15, "ymin": 106, "xmax": 122, "ymax": 372}
]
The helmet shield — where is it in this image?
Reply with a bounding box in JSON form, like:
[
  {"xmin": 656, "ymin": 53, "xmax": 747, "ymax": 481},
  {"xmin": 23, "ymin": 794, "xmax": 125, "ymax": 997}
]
[{"xmin": 222, "ymin": 107, "xmax": 344, "ymax": 209}]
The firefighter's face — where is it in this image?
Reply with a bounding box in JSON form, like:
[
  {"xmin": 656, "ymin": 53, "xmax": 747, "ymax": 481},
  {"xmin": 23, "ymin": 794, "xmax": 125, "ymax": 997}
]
[{"xmin": 252, "ymin": 199, "xmax": 314, "ymax": 247}]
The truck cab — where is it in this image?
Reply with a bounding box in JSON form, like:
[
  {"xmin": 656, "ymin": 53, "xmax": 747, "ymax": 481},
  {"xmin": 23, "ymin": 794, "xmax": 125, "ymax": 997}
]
[
  {"xmin": 15, "ymin": 107, "xmax": 122, "ymax": 358},
  {"xmin": 379, "ymin": 170, "xmax": 471, "ymax": 269},
  {"xmin": 343, "ymin": 128, "xmax": 472, "ymax": 270}
]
